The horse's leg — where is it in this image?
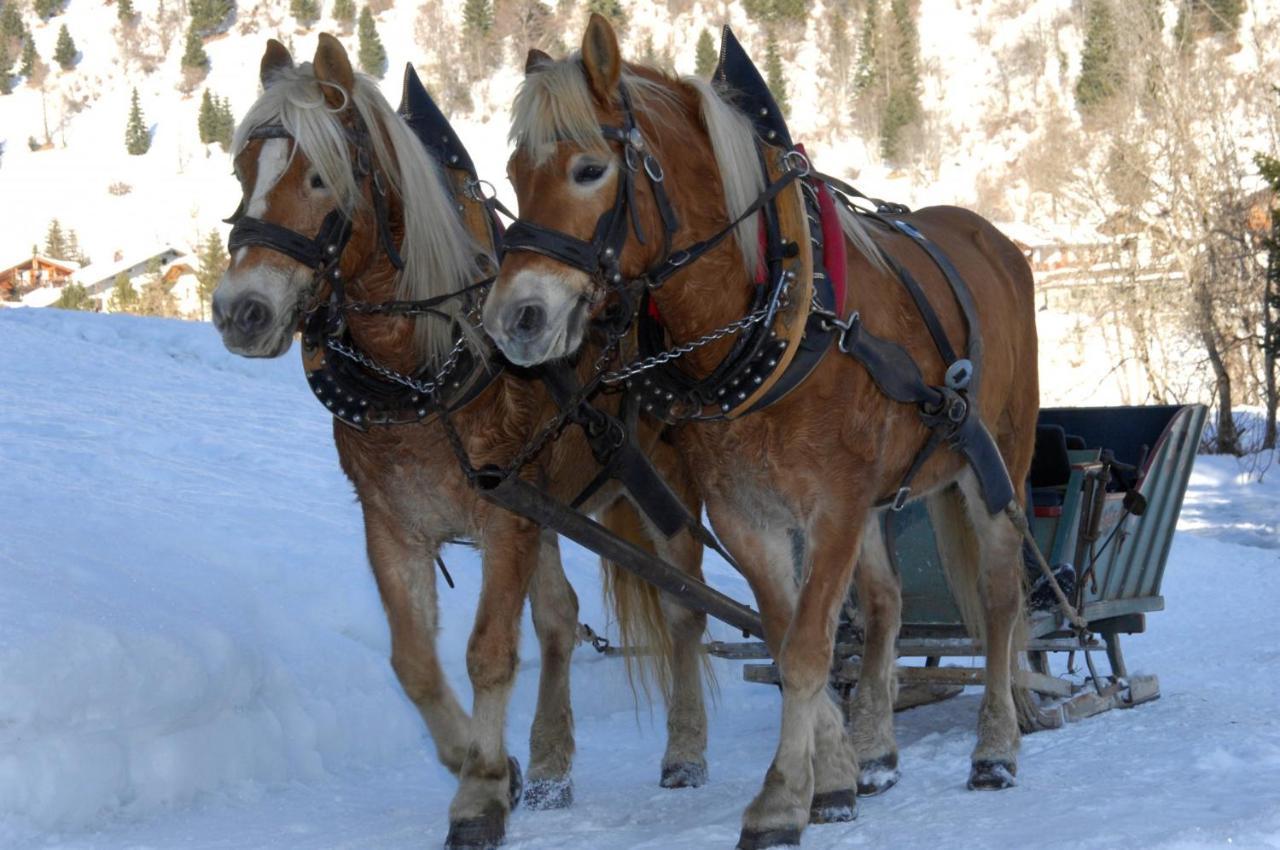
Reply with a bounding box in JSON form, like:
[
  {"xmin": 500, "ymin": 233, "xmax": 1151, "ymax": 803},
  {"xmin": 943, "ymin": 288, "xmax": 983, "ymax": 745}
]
[
  {"xmin": 598, "ymin": 494, "xmax": 710, "ymax": 789},
  {"xmin": 446, "ymin": 512, "xmax": 541, "ymax": 849},
  {"xmin": 846, "ymin": 513, "xmax": 903, "ymax": 796},
  {"xmin": 525, "ymin": 530, "xmax": 578, "ymax": 810},
  {"xmin": 653, "ymin": 515, "xmax": 709, "ymax": 789},
  {"xmin": 960, "ymin": 470, "xmax": 1026, "ymax": 790},
  {"xmin": 362, "ymin": 504, "xmax": 470, "ymax": 774},
  {"xmin": 711, "ymin": 509, "xmax": 861, "ymax": 849}
]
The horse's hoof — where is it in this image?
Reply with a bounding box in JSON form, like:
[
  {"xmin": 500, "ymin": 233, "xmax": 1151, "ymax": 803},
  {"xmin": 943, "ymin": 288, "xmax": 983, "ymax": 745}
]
[
  {"xmin": 809, "ymin": 788, "xmax": 858, "ymax": 824},
  {"xmin": 736, "ymin": 826, "xmax": 802, "ymax": 849},
  {"xmin": 524, "ymin": 776, "xmax": 573, "ymax": 810},
  {"xmin": 856, "ymin": 753, "xmax": 900, "ymax": 796},
  {"xmin": 507, "ymin": 756, "xmax": 524, "ymax": 811},
  {"xmin": 445, "ymin": 813, "xmax": 505, "ymax": 850},
  {"xmin": 660, "ymin": 760, "xmax": 708, "ymax": 789},
  {"xmin": 967, "ymin": 759, "xmax": 1017, "ymax": 790}
]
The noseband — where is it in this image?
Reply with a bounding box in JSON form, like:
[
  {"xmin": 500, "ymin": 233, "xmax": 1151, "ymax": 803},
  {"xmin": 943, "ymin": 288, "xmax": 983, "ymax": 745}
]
[{"xmin": 224, "ymin": 117, "xmax": 405, "ymax": 333}]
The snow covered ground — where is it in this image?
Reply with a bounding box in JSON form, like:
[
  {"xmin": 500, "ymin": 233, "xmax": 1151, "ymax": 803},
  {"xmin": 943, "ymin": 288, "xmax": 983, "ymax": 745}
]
[{"xmin": 1, "ymin": 308, "xmax": 1279, "ymax": 849}]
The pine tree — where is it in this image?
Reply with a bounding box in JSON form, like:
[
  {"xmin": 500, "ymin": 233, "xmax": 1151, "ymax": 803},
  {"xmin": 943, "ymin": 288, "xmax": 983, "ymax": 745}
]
[
  {"xmin": 214, "ymin": 95, "xmax": 234, "ymax": 150},
  {"xmin": 0, "ymin": 4, "xmax": 22, "ymax": 42},
  {"xmin": 585, "ymin": 0, "xmax": 626, "ymax": 33},
  {"xmin": 1076, "ymin": 0, "xmax": 1122, "ymax": 114},
  {"xmin": 463, "ymin": 0, "xmax": 492, "ymax": 38},
  {"xmin": 879, "ymin": 0, "xmax": 919, "ymax": 161},
  {"xmin": 196, "ymin": 230, "xmax": 228, "ymax": 312},
  {"xmin": 125, "ymin": 87, "xmax": 150, "ymax": 155},
  {"xmin": 34, "ymin": 0, "xmax": 62, "ymax": 21},
  {"xmin": 181, "ymin": 24, "xmax": 209, "ymax": 70},
  {"xmin": 198, "ymin": 88, "xmax": 216, "ymax": 144},
  {"xmin": 854, "ymin": 0, "xmax": 879, "ymax": 93},
  {"xmin": 53, "ymin": 283, "xmax": 92, "ymax": 311},
  {"xmin": 43, "ymin": 219, "xmax": 68, "ymax": 258},
  {"xmin": 189, "ymin": 0, "xmax": 233, "ymax": 37},
  {"xmin": 764, "ymin": 33, "xmax": 789, "ymax": 119},
  {"xmin": 66, "ymin": 229, "xmax": 89, "ymax": 264},
  {"xmin": 332, "ymin": 0, "xmax": 355, "ymax": 30},
  {"xmin": 742, "ymin": 0, "xmax": 808, "ymax": 28},
  {"xmin": 118, "ymin": 0, "xmax": 136, "ymax": 24},
  {"xmin": 0, "ymin": 40, "xmax": 12, "ymax": 95},
  {"xmin": 357, "ymin": 7, "xmax": 386, "ymax": 77},
  {"xmin": 53, "ymin": 24, "xmax": 75, "ymax": 69},
  {"xmin": 290, "ymin": 0, "xmax": 320, "ymax": 27},
  {"xmin": 108, "ymin": 273, "xmax": 139, "ymax": 313},
  {"xmin": 694, "ymin": 28, "xmax": 716, "ymax": 78},
  {"xmin": 19, "ymin": 32, "xmax": 35, "ymax": 77}
]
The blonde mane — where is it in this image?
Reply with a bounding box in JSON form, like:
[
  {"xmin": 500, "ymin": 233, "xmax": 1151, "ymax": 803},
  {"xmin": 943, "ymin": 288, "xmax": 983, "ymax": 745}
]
[
  {"xmin": 234, "ymin": 63, "xmax": 481, "ymax": 362},
  {"xmin": 509, "ymin": 56, "xmax": 886, "ymax": 278}
]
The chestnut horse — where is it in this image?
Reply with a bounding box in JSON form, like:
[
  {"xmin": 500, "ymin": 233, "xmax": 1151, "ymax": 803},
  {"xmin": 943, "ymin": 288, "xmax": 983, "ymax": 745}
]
[
  {"xmin": 210, "ymin": 34, "xmax": 710, "ymax": 849},
  {"xmin": 484, "ymin": 17, "xmax": 1039, "ymax": 848}
]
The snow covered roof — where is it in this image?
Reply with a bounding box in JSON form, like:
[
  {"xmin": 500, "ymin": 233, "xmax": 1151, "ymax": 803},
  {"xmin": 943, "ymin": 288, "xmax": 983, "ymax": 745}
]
[
  {"xmin": 77, "ymin": 247, "xmax": 189, "ymax": 293},
  {"xmin": 0, "ymin": 254, "xmax": 82, "ymax": 274}
]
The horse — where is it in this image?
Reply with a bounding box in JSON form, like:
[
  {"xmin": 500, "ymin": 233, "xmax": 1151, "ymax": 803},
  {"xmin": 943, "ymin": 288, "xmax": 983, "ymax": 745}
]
[
  {"xmin": 482, "ymin": 17, "xmax": 1039, "ymax": 848},
  {"xmin": 210, "ymin": 34, "xmax": 711, "ymax": 849}
]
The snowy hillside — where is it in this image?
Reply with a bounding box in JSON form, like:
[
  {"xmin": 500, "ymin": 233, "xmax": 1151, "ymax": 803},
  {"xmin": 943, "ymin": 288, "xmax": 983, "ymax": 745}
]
[
  {"xmin": 3, "ymin": 0, "xmax": 1277, "ymax": 267},
  {"xmin": 1, "ymin": 309, "xmax": 1279, "ymax": 848}
]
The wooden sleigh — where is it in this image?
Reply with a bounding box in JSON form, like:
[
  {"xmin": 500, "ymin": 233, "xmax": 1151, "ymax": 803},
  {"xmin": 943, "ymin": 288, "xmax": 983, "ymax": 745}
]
[{"xmin": 706, "ymin": 403, "xmax": 1207, "ymax": 726}]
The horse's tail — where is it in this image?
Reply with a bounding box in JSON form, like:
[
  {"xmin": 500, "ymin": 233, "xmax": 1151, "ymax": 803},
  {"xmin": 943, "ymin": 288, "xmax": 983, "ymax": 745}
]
[{"xmin": 599, "ymin": 498, "xmax": 710, "ymax": 705}]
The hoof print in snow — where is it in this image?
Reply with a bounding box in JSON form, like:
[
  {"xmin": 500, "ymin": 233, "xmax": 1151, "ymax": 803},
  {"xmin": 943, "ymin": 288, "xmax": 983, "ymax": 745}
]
[
  {"xmin": 967, "ymin": 759, "xmax": 1017, "ymax": 790},
  {"xmin": 856, "ymin": 753, "xmax": 900, "ymax": 796},
  {"xmin": 523, "ymin": 776, "xmax": 573, "ymax": 810},
  {"xmin": 445, "ymin": 813, "xmax": 505, "ymax": 850},
  {"xmin": 736, "ymin": 826, "xmax": 802, "ymax": 849},
  {"xmin": 507, "ymin": 756, "xmax": 523, "ymax": 811},
  {"xmin": 809, "ymin": 788, "xmax": 858, "ymax": 823},
  {"xmin": 660, "ymin": 761, "xmax": 708, "ymax": 789}
]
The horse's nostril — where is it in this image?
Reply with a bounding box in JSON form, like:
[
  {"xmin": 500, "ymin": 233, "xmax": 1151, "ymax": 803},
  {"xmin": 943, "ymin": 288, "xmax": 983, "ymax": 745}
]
[
  {"xmin": 232, "ymin": 296, "xmax": 274, "ymax": 336},
  {"xmin": 508, "ymin": 302, "xmax": 546, "ymax": 340}
]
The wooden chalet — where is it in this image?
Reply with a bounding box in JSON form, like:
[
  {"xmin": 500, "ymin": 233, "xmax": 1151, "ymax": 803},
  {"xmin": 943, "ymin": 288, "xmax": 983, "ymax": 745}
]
[{"xmin": 0, "ymin": 255, "xmax": 80, "ymax": 301}]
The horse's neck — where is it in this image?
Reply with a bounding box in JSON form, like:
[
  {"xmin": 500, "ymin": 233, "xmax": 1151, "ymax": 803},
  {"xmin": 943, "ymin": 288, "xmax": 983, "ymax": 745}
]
[
  {"xmin": 344, "ymin": 249, "xmax": 426, "ymax": 376},
  {"xmin": 647, "ymin": 210, "xmax": 757, "ymax": 379}
]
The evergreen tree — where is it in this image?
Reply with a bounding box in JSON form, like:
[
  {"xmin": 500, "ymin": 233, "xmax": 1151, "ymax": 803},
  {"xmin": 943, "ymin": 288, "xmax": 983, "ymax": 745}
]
[
  {"xmin": 118, "ymin": 0, "xmax": 136, "ymax": 24},
  {"xmin": 53, "ymin": 24, "xmax": 75, "ymax": 69},
  {"xmin": 34, "ymin": 0, "xmax": 62, "ymax": 21},
  {"xmin": 694, "ymin": 28, "xmax": 716, "ymax": 78},
  {"xmin": 189, "ymin": 0, "xmax": 233, "ymax": 37},
  {"xmin": 44, "ymin": 219, "xmax": 68, "ymax": 258},
  {"xmin": 196, "ymin": 230, "xmax": 228, "ymax": 312},
  {"xmin": 108, "ymin": 273, "xmax": 139, "ymax": 313},
  {"xmin": 854, "ymin": 0, "xmax": 879, "ymax": 93},
  {"xmin": 290, "ymin": 0, "xmax": 320, "ymax": 27},
  {"xmin": 1076, "ymin": 0, "xmax": 1122, "ymax": 114},
  {"xmin": 357, "ymin": 7, "xmax": 386, "ymax": 77},
  {"xmin": 181, "ymin": 23, "xmax": 209, "ymax": 70},
  {"xmin": 332, "ymin": 0, "xmax": 355, "ymax": 30},
  {"xmin": 585, "ymin": 0, "xmax": 626, "ymax": 33},
  {"xmin": 66, "ymin": 229, "xmax": 89, "ymax": 264},
  {"xmin": 764, "ymin": 32, "xmax": 789, "ymax": 119},
  {"xmin": 0, "ymin": 4, "xmax": 22, "ymax": 42},
  {"xmin": 125, "ymin": 87, "xmax": 150, "ymax": 155},
  {"xmin": 19, "ymin": 32, "xmax": 35, "ymax": 77},
  {"xmin": 463, "ymin": 0, "xmax": 492, "ymax": 37},
  {"xmin": 0, "ymin": 40, "xmax": 12, "ymax": 95},
  {"xmin": 53, "ymin": 283, "xmax": 92, "ymax": 311},
  {"xmin": 879, "ymin": 0, "xmax": 919, "ymax": 161},
  {"xmin": 742, "ymin": 0, "xmax": 808, "ymax": 28},
  {"xmin": 198, "ymin": 88, "xmax": 217, "ymax": 144},
  {"xmin": 197, "ymin": 89, "xmax": 234, "ymax": 149}
]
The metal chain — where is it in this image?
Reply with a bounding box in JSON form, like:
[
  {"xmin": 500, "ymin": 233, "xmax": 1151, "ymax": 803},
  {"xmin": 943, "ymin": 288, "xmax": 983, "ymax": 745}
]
[
  {"xmin": 324, "ymin": 333, "xmax": 470, "ymax": 398},
  {"xmin": 598, "ymin": 297, "xmax": 777, "ymax": 386}
]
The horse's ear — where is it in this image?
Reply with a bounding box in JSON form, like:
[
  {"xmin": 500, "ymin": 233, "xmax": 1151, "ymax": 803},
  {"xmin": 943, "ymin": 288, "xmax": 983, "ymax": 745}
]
[
  {"xmin": 581, "ymin": 13, "xmax": 621, "ymax": 103},
  {"xmin": 260, "ymin": 38, "xmax": 293, "ymax": 89},
  {"xmin": 525, "ymin": 48, "xmax": 552, "ymax": 75},
  {"xmin": 313, "ymin": 32, "xmax": 355, "ymax": 109}
]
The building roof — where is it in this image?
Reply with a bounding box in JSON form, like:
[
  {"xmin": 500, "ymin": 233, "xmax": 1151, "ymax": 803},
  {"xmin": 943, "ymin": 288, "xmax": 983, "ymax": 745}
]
[{"xmin": 0, "ymin": 254, "xmax": 83, "ymax": 275}]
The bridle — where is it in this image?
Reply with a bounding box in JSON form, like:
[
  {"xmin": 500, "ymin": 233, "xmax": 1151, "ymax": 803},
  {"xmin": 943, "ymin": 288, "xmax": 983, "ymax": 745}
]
[
  {"xmin": 224, "ymin": 115, "xmax": 408, "ymax": 336},
  {"xmin": 500, "ymin": 75, "xmax": 811, "ymax": 421}
]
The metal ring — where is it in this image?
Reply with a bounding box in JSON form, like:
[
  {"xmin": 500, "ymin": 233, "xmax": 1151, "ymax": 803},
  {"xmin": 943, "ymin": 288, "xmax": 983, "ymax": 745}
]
[
  {"xmin": 783, "ymin": 149, "xmax": 811, "ymax": 178},
  {"xmin": 643, "ymin": 154, "xmax": 664, "ymax": 183},
  {"xmin": 624, "ymin": 145, "xmax": 641, "ymax": 173},
  {"xmin": 465, "ymin": 178, "xmax": 498, "ymax": 202}
]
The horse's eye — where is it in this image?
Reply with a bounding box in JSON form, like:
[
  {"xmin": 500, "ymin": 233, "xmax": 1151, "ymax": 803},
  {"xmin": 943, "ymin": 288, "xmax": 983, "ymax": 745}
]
[
  {"xmin": 573, "ymin": 163, "xmax": 606, "ymax": 185},
  {"xmin": 309, "ymin": 173, "xmax": 325, "ymax": 190}
]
